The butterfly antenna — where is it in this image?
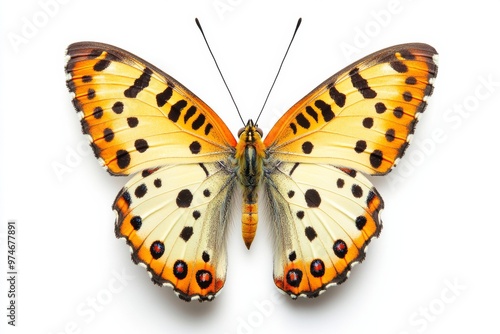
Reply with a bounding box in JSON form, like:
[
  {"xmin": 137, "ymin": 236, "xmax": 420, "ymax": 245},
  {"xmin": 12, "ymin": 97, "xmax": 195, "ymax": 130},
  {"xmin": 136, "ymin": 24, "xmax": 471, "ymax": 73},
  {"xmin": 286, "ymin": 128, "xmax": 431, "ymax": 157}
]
[
  {"xmin": 255, "ymin": 18, "xmax": 302, "ymax": 126},
  {"xmin": 196, "ymin": 18, "xmax": 245, "ymax": 126}
]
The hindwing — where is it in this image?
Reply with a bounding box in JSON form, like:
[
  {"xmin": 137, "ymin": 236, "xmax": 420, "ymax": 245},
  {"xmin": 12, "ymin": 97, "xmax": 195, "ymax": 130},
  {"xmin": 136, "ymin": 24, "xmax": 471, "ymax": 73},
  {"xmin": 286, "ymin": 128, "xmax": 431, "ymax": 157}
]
[
  {"xmin": 113, "ymin": 162, "xmax": 236, "ymax": 301},
  {"xmin": 264, "ymin": 162, "xmax": 383, "ymax": 297}
]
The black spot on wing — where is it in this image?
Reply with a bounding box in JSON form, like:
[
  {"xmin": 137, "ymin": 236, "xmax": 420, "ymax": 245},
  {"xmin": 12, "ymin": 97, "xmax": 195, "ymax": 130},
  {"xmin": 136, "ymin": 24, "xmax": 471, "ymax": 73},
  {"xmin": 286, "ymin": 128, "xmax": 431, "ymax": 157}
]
[
  {"xmin": 393, "ymin": 107, "xmax": 404, "ymax": 118},
  {"xmin": 310, "ymin": 259, "xmax": 325, "ymax": 278},
  {"xmin": 305, "ymin": 106, "xmax": 318, "ymax": 122},
  {"xmin": 204, "ymin": 123, "xmax": 213, "ymax": 135},
  {"xmin": 150, "ymin": 241, "xmax": 165, "ymax": 259},
  {"xmin": 168, "ymin": 100, "xmax": 187, "ymax": 122},
  {"xmin": 370, "ymin": 150, "xmax": 384, "ymax": 168},
  {"xmin": 315, "ymin": 100, "xmax": 335, "ymax": 122},
  {"xmin": 87, "ymin": 88, "xmax": 95, "ymax": 99},
  {"xmin": 390, "ymin": 60, "xmax": 408, "ymax": 73},
  {"xmin": 304, "ymin": 189, "xmax": 321, "ymax": 208},
  {"xmin": 124, "ymin": 67, "xmax": 153, "ymax": 98},
  {"xmin": 333, "ymin": 239, "xmax": 347, "ymax": 258},
  {"xmin": 302, "ymin": 141, "xmax": 313, "ymax": 154},
  {"xmin": 196, "ymin": 270, "xmax": 213, "ymax": 289},
  {"xmin": 192, "ymin": 114, "xmax": 205, "ymax": 130},
  {"xmin": 189, "ymin": 141, "xmax": 201, "ymax": 154},
  {"xmin": 355, "ymin": 216, "xmax": 367, "ymax": 230},
  {"xmin": 156, "ymin": 86, "xmax": 173, "ymax": 107},
  {"xmin": 184, "ymin": 106, "xmax": 197, "ymax": 123},
  {"xmin": 94, "ymin": 53, "xmax": 120, "ymax": 72},
  {"xmin": 116, "ymin": 149, "xmax": 131, "ymax": 169},
  {"xmin": 329, "ymin": 86, "xmax": 346, "ymax": 107},
  {"xmin": 131, "ymin": 216, "xmax": 142, "ymax": 230},
  {"xmin": 349, "ymin": 67, "xmax": 377, "ymax": 98},
  {"xmin": 354, "ymin": 140, "xmax": 366, "ymax": 153},
  {"xmin": 180, "ymin": 226, "xmax": 194, "ymax": 242},
  {"xmin": 93, "ymin": 59, "xmax": 111, "ymax": 72},
  {"xmin": 295, "ymin": 113, "xmax": 310, "ymax": 129},
  {"xmin": 173, "ymin": 260, "xmax": 188, "ymax": 279},
  {"xmin": 127, "ymin": 117, "xmax": 139, "ymax": 128},
  {"xmin": 405, "ymin": 76, "xmax": 417, "ymax": 85},
  {"xmin": 305, "ymin": 226, "xmax": 317, "ymax": 241},
  {"xmin": 385, "ymin": 129, "xmax": 395, "ymax": 142},
  {"xmin": 202, "ymin": 251, "xmax": 210, "ymax": 263},
  {"xmin": 375, "ymin": 102, "xmax": 386, "ymax": 114},
  {"xmin": 362, "ymin": 117, "xmax": 373, "ymax": 129},
  {"xmin": 286, "ymin": 269, "xmax": 302, "ymax": 287},
  {"xmin": 93, "ymin": 106, "xmax": 103, "ymax": 119},
  {"xmin": 135, "ymin": 139, "xmax": 149, "ymax": 153},
  {"xmin": 154, "ymin": 178, "xmax": 162, "ymax": 188},
  {"xmin": 103, "ymin": 128, "xmax": 114, "ymax": 142},
  {"xmin": 351, "ymin": 184, "xmax": 363, "ymax": 198},
  {"xmin": 112, "ymin": 101, "xmax": 124, "ymax": 114},
  {"xmin": 135, "ymin": 184, "xmax": 148, "ymax": 198},
  {"xmin": 176, "ymin": 189, "xmax": 193, "ymax": 208}
]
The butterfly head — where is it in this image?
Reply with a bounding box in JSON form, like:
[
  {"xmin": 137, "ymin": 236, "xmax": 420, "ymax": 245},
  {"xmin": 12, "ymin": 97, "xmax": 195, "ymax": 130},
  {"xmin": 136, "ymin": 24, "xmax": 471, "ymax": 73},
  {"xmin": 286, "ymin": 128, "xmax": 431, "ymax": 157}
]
[{"xmin": 237, "ymin": 120, "xmax": 264, "ymax": 144}]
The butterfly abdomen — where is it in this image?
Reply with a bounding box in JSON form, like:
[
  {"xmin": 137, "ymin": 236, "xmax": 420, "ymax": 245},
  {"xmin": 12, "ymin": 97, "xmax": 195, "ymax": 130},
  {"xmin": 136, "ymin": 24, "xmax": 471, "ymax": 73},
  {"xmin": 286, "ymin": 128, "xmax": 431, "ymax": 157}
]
[{"xmin": 236, "ymin": 121, "xmax": 266, "ymax": 249}]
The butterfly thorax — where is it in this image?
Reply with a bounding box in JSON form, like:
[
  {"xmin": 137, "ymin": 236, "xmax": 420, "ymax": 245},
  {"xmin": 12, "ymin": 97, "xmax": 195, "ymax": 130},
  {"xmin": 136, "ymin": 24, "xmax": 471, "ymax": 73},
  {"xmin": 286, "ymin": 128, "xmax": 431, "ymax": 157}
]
[{"xmin": 235, "ymin": 120, "xmax": 266, "ymax": 249}]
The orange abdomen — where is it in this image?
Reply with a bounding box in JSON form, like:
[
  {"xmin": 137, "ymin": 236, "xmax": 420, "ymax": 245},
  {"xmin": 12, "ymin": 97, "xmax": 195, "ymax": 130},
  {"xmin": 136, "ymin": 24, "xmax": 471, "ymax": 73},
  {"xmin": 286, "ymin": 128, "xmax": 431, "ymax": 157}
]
[{"xmin": 242, "ymin": 201, "xmax": 258, "ymax": 249}]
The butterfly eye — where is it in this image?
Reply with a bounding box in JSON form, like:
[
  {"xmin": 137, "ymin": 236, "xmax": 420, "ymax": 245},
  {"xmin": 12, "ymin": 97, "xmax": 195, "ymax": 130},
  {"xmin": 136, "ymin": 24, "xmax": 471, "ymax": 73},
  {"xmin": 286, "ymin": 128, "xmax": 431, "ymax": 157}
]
[
  {"xmin": 237, "ymin": 127, "xmax": 245, "ymax": 137},
  {"xmin": 255, "ymin": 127, "xmax": 263, "ymax": 137}
]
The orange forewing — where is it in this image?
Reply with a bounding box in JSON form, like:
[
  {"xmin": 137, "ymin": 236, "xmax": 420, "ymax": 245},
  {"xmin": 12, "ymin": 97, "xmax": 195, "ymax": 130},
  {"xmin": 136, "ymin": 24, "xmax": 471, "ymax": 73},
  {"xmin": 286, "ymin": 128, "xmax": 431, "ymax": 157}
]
[
  {"xmin": 264, "ymin": 43, "xmax": 438, "ymax": 175},
  {"xmin": 66, "ymin": 42, "xmax": 236, "ymax": 176}
]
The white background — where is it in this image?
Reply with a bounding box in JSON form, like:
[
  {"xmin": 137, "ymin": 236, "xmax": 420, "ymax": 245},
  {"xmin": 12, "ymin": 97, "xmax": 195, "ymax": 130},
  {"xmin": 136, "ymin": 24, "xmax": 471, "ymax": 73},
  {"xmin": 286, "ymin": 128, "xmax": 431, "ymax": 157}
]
[{"xmin": 1, "ymin": 0, "xmax": 499, "ymax": 333}]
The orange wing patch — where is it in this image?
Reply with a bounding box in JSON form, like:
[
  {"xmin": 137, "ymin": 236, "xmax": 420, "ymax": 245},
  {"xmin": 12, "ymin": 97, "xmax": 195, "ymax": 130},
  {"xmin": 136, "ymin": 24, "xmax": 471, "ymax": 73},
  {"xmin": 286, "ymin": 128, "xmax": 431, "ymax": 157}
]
[
  {"xmin": 264, "ymin": 43, "xmax": 438, "ymax": 175},
  {"xmin": 65, "ymin": 42, "xmax": 236, "ymax": 176}
]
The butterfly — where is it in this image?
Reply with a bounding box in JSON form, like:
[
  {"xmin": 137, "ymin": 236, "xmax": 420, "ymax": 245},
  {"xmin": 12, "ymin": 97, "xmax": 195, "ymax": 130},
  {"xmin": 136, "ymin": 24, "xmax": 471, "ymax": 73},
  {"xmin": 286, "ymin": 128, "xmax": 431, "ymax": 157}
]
[{"xmin": 65, "ymin": 38, "xmax": 438, "ymax": 302}]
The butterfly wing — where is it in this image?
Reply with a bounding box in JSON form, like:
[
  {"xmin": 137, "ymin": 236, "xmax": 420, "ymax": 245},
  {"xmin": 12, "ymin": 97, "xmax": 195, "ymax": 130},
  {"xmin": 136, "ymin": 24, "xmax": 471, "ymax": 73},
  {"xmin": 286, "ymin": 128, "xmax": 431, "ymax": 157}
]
[
  {"xmin": 265, "ymin": 162, "xmax": 382, "ymax": 298},
  {"xmin": 263, "ymin": 43, "xmax": 438, "ymax": 297},
  {"xmin": 65, "ymin": 42, "xmax": 236, "ymax": 176},
  {"xmin": 65, "ymin": 42, "xmax": 238, "ymax": 301},
  {"xmin": 264, "ymin": 43, "xmax": 438, "ymax": 175},
  {"xmin": 114, "ymin": 161, "xmax": 236, "ymax": 301}
]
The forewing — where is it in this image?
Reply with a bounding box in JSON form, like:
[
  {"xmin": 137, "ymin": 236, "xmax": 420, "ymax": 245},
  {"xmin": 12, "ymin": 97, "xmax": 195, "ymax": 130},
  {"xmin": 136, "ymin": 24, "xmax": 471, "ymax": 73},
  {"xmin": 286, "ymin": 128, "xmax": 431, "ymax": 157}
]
[
  {"xmin": 65, "ymin": 42, "xmax": 236, "ymax": 176},
  {"xmin": 264, "ymin": 43, "xmax": 438, "ymax": 175},
  {"xmin": 113, "ymin": 162, "xmax": 236, "ymax": 301}
]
